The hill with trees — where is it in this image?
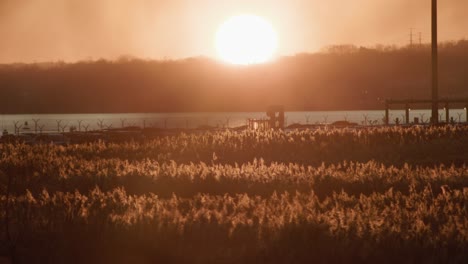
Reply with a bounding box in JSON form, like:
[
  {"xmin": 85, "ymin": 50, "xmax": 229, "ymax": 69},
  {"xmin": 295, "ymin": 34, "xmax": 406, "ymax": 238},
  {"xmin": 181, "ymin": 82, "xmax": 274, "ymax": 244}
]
[{"xmin": 1, "ymin": 40, "xmax": 467, "ymax": 113}]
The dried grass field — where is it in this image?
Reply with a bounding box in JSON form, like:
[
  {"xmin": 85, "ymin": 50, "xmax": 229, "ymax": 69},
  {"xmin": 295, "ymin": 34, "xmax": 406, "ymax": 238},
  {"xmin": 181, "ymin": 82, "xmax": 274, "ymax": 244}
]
[{"xmin": 1, "ymin": 126, "xmax": 467, "ymax": 263}]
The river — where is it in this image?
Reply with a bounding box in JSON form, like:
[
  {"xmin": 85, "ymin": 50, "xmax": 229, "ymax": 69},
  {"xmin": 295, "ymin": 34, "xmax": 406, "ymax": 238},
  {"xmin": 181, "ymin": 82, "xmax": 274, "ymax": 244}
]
[{"xmin": 1, "ymin": 109, "xmax": 466, "ymax": 133}]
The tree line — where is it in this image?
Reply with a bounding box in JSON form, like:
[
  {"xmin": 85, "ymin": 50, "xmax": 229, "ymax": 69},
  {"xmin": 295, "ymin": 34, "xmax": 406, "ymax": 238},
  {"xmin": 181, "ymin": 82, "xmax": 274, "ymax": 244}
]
[{"xmin": 0, "ymin": 40, "xmax": 467, "ymax": 113}]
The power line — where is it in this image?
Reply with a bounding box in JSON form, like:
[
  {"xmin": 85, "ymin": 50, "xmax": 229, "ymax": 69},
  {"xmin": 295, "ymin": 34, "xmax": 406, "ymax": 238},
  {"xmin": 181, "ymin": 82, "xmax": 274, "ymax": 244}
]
[{"xmin": 409, "ymin": 28, "xmax": 414, "ymax": 47}]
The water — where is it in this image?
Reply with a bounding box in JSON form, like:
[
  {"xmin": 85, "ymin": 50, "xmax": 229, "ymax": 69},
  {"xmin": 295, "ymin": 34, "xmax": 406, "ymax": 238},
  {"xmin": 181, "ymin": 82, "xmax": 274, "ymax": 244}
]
[{"xmin": 0, "ymin": 109, "xmax": 466, "ymax": 133}]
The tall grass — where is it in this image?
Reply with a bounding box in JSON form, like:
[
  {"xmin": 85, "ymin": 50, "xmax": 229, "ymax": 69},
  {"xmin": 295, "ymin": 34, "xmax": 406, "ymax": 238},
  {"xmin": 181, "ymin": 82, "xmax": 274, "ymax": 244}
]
[
  {"xmin": 2, "ymin": 126, "xmax": 467, "ymax": 165},
  {"xmin": 0, "ymin": 126, "xmax": 467, "ymax": 263},
  {"xmin": 2, "ymin": 186, "xmax": 467, "ymax": 263}
]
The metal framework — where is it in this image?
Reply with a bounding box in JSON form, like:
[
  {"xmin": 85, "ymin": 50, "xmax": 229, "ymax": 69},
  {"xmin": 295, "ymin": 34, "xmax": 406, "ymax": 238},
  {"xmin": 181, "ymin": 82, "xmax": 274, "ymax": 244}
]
[
  {"xmin": 248, "ymin": 105, "xmax": 285, "ymax": 130},
  {"xmin": 384, "ymin": 99, "xmax": 468, "ymax": 125},
  {"xmin": 382, "ymin": 2, "xmax": 467, "ymax": 125}
]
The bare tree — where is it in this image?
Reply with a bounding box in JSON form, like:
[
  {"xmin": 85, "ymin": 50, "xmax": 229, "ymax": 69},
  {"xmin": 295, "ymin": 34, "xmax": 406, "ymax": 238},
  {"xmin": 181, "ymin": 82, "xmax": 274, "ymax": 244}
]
[
  {"xmin": 38, "ymin": 124, "xmax": 45, "ymax": 134},
  {"xmin": 77, "ymin": 120, "xmax": 83, "ymax": 132},
  {"xmin": 59, "ymin": 122, "xmax": 69, "ymax": 133},
  {"xmin": 83, "ymin": 124, "xmax": 90, "ymax": 132},
  {"xmin": 120, "ymin": 118, "xmax": 127, "ymax": 128},
  {"xmin": 13, "ymin": 121, "xmax": 22, "ymax": 135},
  {"xmin": 32, "ymin": 119, "xmax": 40, "ymax": 133},
  {"xmin": 457, "ymin": 112, "xmax": 463, "ymax": 123},
  {"xmin": 322, "ymin": 115, "xmax": 328, "ymax": 124},
  {"xmin": 225, "ymin": 116, "xmax": 231, "ymax": 128},
  {"xmin": 56, "ymin": 120, "xmax": 62, "ymax": 132},
  {"xmin": 305, "ymin": 114, "xmax": 311, "ymax": 124},
  {"xmin": 362, "ymin": 114, "xmax": 369, "ymax": 126},
  {"xmin": 97, "ymin": 119, "xmax": 105, "ymax": 130}
]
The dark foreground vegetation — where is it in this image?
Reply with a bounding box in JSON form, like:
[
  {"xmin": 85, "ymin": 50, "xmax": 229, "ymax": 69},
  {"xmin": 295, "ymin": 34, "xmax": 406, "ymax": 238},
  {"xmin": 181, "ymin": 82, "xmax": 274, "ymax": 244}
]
[
  {"xmin": 0, "ymin": 126, "xmax": 467, "ymax": 263},
  {"xmin": 1, "ymin": 40, "xmax": 468, "ymax": 113}
]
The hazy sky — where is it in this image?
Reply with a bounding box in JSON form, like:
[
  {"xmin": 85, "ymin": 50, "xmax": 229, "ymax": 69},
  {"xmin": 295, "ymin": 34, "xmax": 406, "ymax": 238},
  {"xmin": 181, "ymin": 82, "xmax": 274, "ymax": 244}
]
[{"xmin": 0, "ymin": 0, "xmax": 467, "ymax": 63}]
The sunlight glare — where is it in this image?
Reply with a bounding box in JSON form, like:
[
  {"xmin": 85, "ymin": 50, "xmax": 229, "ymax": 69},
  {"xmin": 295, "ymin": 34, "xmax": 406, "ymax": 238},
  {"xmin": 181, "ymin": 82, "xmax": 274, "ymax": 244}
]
[{"xmin": 215, "ymin": 15, "xmax": 278, "ymax": 65}]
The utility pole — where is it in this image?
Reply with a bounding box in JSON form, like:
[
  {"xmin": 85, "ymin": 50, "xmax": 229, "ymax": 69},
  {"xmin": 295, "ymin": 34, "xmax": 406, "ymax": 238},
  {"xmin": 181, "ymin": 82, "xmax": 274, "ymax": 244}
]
[
  {"xmin": 409, "ymin": 28, "xmax": 414, "ymax": 47},
  {"xmin": 431, "ymin": 0, "xmax": 439, "ymax": 124}
]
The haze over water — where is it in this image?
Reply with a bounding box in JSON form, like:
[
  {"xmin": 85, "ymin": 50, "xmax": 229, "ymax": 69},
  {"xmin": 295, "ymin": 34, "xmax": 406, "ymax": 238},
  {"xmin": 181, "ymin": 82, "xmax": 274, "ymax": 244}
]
[{"xmin": 2, "ymin": 110, "xmax": 466, "ymax": 133}]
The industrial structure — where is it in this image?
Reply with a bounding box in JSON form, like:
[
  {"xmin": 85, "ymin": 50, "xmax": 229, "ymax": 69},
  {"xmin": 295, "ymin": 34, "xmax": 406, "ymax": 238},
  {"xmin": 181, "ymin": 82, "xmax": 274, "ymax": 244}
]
[
  {"xmin": 384, "ymin": 0, "xmax": 466, "ymax": 125},
  {"xmin": 248, "ymin": 105, "xmax": 285, "ymax": 130},
  {"xmin": 384, "ymin": 99, "xmax": 468, "ymax": 125}
]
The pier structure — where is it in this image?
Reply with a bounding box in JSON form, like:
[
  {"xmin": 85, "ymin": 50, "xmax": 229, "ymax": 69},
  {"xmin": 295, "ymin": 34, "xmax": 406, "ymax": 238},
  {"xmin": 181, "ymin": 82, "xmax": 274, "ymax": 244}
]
[{"xmin": 384, "ymin": 99, "xmax": 468, "ymax": 125}]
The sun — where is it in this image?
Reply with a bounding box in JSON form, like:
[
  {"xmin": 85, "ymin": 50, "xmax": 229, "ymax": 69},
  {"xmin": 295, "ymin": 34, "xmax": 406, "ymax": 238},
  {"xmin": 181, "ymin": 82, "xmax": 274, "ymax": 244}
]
[{"xmin": 215, "ymin": 15, "xmax": 278, "ymax": 65}]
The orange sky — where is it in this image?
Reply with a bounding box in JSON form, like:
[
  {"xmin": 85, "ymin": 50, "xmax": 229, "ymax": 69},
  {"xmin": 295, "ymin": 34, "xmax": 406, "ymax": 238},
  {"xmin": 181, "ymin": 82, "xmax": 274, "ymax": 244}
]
[{"xmin": 0, "ymin": 0, "xmax": 467, "ymax": 63}]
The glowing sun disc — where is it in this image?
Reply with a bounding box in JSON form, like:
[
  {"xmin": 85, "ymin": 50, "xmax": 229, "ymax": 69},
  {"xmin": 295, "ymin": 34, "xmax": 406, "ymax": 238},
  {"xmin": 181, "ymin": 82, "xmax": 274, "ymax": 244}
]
[{"xmin": 215, "ymin": 15, "xmax": 278, "ymax": 65}]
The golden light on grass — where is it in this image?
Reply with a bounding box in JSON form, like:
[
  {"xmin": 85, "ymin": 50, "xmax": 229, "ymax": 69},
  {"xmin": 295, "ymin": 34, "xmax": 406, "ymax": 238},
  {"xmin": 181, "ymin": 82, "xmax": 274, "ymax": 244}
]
[{"xmin": 215, "ymin": 15, "xmax": 278, "ymax": 65}]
